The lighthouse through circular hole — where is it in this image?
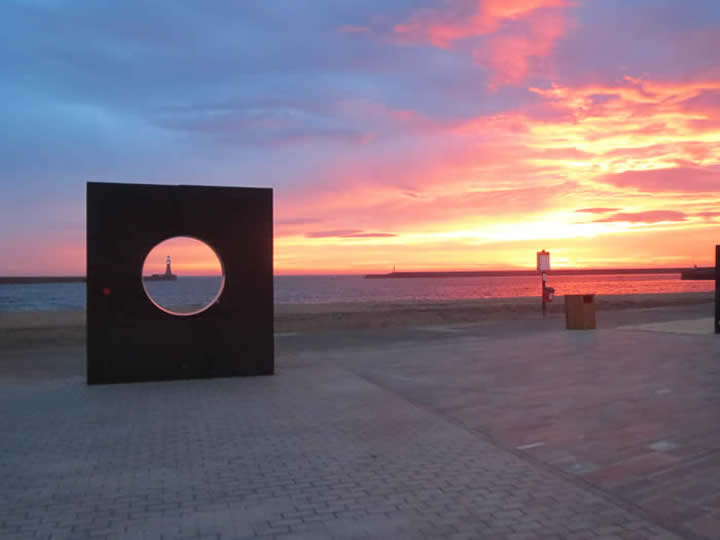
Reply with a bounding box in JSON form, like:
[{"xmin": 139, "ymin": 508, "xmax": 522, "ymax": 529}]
[{"xmin": 141, "ymin": 236, "xmax": 225, "ymax": 316}]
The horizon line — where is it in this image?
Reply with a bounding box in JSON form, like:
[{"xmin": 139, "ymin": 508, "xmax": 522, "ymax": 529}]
[{"xmin": 0, "ymin": 263, "xmax": 713, "ymax": 281}]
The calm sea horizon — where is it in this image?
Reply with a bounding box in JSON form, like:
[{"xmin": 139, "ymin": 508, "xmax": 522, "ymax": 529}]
[{"xmin": 0, "ymin": 273, "xmax": 714, "ymax": 312}]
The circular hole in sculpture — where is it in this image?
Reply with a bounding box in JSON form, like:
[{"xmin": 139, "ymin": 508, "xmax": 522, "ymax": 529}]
[{"xmin": 141, "ymin": 236, "xmax": 225, "ymax": 316}]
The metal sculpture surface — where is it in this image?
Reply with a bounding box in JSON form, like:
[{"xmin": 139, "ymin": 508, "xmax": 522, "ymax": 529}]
[{"xmin": 86, "ymin": 182, "xmax": 273, "ymax": 384}]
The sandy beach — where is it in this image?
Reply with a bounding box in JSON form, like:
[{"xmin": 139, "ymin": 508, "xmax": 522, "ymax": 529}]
[{"xmin": 0, "ymin": 291, "xmax": 713, "ymax": 348}]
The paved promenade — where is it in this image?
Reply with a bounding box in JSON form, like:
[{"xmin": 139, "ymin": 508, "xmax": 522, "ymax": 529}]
[
  {"xmin": 318, "ymin": 315, "xmax": 720, "ymax": 538},
  {"xmin": 1, "ymin": 305, "xmax": 716, "ymax": 539}
]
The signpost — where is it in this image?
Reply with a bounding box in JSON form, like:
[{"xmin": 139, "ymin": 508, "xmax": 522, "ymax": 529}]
[
  {"xmin": 537, "ymin": 250, "xmax": 553, "ymax": 317},
  {"xmin": 715, "ymin": 245, "xmax": 719, "ymax": 334}
]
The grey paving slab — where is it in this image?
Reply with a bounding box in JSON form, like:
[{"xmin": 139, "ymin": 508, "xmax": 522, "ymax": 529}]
[
  {"xmin": 618, "ymin": 318, "xmax": 714, "ymax": 335},
  {"xmin": 1, "ymin": 344, "xmax": 679, "ymax": 539}
]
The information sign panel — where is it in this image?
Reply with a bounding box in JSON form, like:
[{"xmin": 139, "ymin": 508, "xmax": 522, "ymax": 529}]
[{"xmin": 537, "ymin": 250, "xmax": 550, "ymax": 273}]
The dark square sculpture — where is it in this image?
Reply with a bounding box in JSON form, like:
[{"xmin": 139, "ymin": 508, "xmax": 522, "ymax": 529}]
[{"xmin": 86, "ymin": 182, "xmax": 273, "ymax": 384}]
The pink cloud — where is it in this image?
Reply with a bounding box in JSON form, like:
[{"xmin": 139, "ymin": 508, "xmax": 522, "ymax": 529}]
[
  {"xmin": 394, "ymin": 0, "xmax": 573, "ymax": 86},
  {"xmin": 592, "ymin": 211, "xmax": 687, "ymax": 224},
  {"xmin": 695, "ymin": 211, "xmax": 720, "ymax": 220},
  {"xmin": 475, "ymin": 10, "xmax": 569, "ymax": 86},
  {"xmin": 680, "ymin": 90, "xmax": 720, "ymax": 113},
  {"xmin": 395, "ymin": 0, "xmax": 570, "ymax": 46},
  {"xmin": 598, "ymin": 167, "xmax": 720, "ymax": 193}
]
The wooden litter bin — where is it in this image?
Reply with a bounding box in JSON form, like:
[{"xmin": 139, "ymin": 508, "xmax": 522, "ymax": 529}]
[{"xmin": 565, "ymin": 294, "xmax": 596, "ymax": 330}]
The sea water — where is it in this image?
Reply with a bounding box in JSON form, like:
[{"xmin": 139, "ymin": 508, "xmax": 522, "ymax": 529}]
[{"xmin": 0, "ymin": 274, "xmax": 713, "ymax": 312}]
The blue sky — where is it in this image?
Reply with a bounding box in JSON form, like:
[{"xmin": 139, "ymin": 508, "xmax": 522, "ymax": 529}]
[{"xmin": 2, "ymin": 0, "xmax": 720, "ymax": 273}]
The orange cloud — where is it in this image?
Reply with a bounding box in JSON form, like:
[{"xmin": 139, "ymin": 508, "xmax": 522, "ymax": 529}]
[
  {"xmin": 523, "ymin": 78, "xmax": 720, "ymax": 171},
  {"xmin": 272, "ymin": 69, "xmax": 720, "ymax": 273}
]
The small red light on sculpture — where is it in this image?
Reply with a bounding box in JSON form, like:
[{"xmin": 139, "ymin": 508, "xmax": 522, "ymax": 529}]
[{"xmin": 102, "ymin": 288, "xmax": 112, "ymax": 296}]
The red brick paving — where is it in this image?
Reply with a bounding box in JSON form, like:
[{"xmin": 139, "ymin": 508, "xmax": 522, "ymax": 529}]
[{"xmin": 340, "ymin": 318, "xmax": 720, "ymax": 538}]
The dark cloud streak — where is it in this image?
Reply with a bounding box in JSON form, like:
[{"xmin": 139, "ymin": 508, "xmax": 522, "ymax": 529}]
[
  {"xmin": 575, "ymin": 207, "xmax": 621, "ymax": 213},
  {"xmin": 598, "ymin": 167, "xmax": 720, "ymax": 193},
  {"xmin": 592, "ymin": 210, "xmax": 687, "ymax": 223},
  {"xmin": 305, "ymin": 229, "xmax": 397, "ymax": 238}
]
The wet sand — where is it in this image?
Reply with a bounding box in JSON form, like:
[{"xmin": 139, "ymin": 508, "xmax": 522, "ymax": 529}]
[{"xmin": 0, "ymin": 291, "xmax": 713, "ymax": 348}]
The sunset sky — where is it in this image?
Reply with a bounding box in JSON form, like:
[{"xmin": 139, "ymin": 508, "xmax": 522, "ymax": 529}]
[{"xmin": 2, "ymin": 0, "xmax": 720, "ymax": 275}]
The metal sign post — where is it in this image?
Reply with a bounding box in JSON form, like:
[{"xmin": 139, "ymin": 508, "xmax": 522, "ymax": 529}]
[
  {"xmin": 715, "ymin": 245, "xmax": 719, "ymax": 334},
  {"xmin": 537, "ymin": 250, "xmax": 551, "ymax": 317}
]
